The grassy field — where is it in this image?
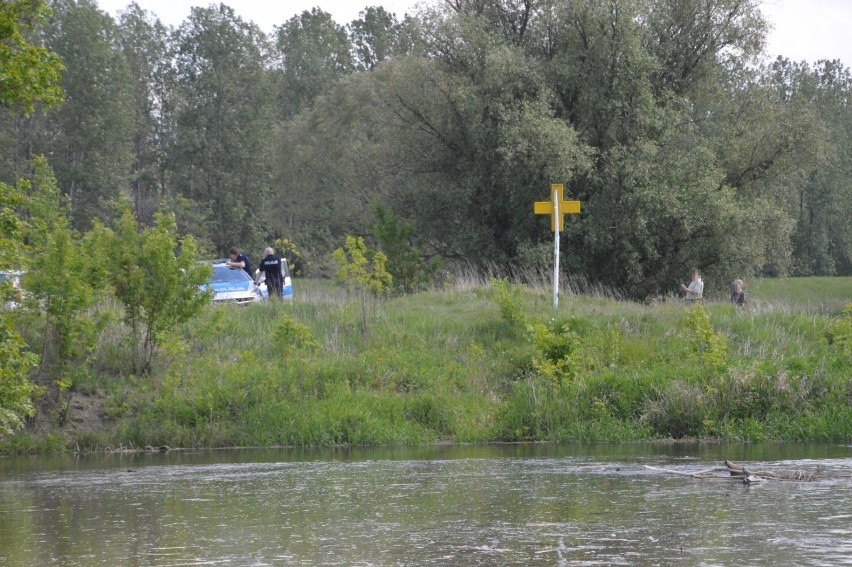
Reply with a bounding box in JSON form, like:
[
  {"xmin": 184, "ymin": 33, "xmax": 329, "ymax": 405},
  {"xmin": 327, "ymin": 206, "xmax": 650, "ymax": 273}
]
[
  {"xmin": 745, "ymin": 276, "xmax": 850, "ymax": 314},
  {"xmin": 3, "ymin": 275, "xmax": 850, "ymax": 453}
]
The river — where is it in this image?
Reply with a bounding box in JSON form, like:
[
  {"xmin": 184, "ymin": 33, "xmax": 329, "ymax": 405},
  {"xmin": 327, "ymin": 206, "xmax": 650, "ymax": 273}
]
[{"xmin": 1, "ymin": 442, "xmax": 850, "ymax": 566}]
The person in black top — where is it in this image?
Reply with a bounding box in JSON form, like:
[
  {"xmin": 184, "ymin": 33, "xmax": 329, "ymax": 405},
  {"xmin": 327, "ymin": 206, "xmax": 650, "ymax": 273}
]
[
  {"xmin": 730, "ymin": 279, "xmax": 746, "ymax": 308},
  {"xmin": 257, "ymin": 247, "xmax": 283, "ymax": 300},
  {"xmin": 225, "ymin": 247, "xmax": 253, "ymax": 278}
]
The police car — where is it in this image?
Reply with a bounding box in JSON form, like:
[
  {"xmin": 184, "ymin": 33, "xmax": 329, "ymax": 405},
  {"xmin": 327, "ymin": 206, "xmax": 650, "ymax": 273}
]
[{"xmin": 204, "ymin": 262, "xmax": 263, "ymax": 305}]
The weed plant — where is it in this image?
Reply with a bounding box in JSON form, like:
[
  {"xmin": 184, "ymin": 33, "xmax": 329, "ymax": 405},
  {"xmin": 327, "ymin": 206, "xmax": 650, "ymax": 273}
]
[{"xmin": 3, "ymin": 275, "xmax": 850, "ymax": 452}]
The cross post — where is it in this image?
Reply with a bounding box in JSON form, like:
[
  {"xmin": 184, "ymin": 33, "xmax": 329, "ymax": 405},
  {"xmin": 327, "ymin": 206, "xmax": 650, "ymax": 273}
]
[{"xmin": 533, "ymin": 184, "xmax": 581, "ymax": 309}]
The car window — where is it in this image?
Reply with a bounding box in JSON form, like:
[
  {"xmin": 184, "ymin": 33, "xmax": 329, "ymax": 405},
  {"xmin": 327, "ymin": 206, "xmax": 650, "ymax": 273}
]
[{"xmin": 212, "ymin": 265, "xmax": 252, "ymax": 283}]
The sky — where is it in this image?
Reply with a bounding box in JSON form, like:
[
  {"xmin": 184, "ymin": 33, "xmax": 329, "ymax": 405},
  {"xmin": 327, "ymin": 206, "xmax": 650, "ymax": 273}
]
[{"xmin": 95, "ymin": 0, "xmax": 852, "ymax": 68}]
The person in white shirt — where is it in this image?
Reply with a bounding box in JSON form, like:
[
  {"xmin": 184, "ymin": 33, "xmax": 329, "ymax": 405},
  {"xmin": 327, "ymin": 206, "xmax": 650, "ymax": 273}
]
[{"xmin": 680, "ymin": 269, "xmax": 704, "ymax": 302}]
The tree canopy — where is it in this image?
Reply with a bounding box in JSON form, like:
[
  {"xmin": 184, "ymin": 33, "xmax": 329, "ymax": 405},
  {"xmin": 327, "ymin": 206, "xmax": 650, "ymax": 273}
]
[{"xmin": 0, "ymin": 0, "xmax": 849, "ymax": 296}]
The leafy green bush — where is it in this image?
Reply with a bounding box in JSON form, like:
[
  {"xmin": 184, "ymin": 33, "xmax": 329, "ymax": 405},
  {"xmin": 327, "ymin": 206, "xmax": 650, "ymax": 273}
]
[
  {"xmin": 0, "ymin": 315, "xmax": 40, "ymax": 436},
  {"xmin": 682, "ymin": 304, "xmax": 727, "ymax": 370},
  {"xmin": 273, "ymin": 316, "xmax": 320, "ymax": 355},
  {"xmin": 490, "ymin": 278, "xmax": 525, "ymax": 328},
  {"xmin": 95, "ymin": 209, "xmax": 212, "ymax": 374},
  {"xmin": 371, "ymin": 205, "xmax": 442, "ymax": 293},
  {"xmin": 525, "ymin": 320, "xmax": 581, "ymax": 387}
]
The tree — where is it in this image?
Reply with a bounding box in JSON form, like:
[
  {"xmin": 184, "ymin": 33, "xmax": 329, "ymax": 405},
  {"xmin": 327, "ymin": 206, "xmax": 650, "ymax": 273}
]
[
  {"xmin": 371, "ymin": 204, "xmax": 441, "ymax": 292},
  {"xmin": 333, "ymin": 235, "xmax": 392, "ymax": 334},
  {"xmin": 116, "ymin": 2, "xmax": 174, "ymax": 224},
  {"xmin": 767, "ymin": 59, "xmax": 852, "ymax": 276},
  {"xmin": 99, "ymin": 208, "xmax": 212, "ymax": 374},
  {"xmin": 18, "ymin": 158, "xmax": 98, "ymax": 393},
  {"xmin": 0, "ymin": 0, "xmax": 63, "ymax": 188},
  {"xmin": 281, "ymin": 13, "xmax": 592, "ymax": 266},
  {"xmin": 0, "ymin": 316, "xmax": 39, "ymax": 436},
  {"xmin": 349, "ymin": 6, "xmax": 411, "ymax": 71},
  {"xmin": 170, "ymin": 4, "xmax": 275, "ymax": 253},
  {"xmin": 0, "ymin": 0, "xmax": 63, "ymax": 114},
  {"xmin": 34, "ymin": 0, "xmax": 135, "ymax": 231},
  {"xmin": 0, "ymin": 176, "xmax": 40, "ymax": 436},
  {"xmin": 274, "ymin": 8, "xmax": 353, "ymax": 118},
  {"xmin": 0, "ymin": 0, "xmax": 63, "ymax": 437}
]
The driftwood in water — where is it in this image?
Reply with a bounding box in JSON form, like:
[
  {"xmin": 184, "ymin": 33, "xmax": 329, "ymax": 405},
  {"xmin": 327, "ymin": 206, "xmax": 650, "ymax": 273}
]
[{"xmin": 645, "ymin": 460, "xmax": 849, "ymax": 483}]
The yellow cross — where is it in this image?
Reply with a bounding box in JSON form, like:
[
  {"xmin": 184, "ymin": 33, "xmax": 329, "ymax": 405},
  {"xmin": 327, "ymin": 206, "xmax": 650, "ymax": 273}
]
[{"xmin": 534, "ymin": 184, "xmax": 580, "ymax": 232}]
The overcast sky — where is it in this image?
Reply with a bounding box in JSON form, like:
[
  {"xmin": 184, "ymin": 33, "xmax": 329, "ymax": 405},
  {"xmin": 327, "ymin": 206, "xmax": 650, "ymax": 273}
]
[{"xmin": 96, "ymin": 0, "xmax": 852, "ymax": 68}]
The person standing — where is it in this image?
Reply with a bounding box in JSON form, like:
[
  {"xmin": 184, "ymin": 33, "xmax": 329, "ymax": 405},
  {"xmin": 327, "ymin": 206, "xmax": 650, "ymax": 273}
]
[
  {"xmin": 680, "ymin": 269, "xmax": 704, "ymax": 302},
  {"xmin": 225, "ymin": 247, "xmax": 253, "ymax": 278},
  {"xmin": 730, "ymin": 279, "xmax": 746, "ymax": 308},
  {"xmin": 257, "ymin": 247, "xmax": 284, "ymax": 300}
]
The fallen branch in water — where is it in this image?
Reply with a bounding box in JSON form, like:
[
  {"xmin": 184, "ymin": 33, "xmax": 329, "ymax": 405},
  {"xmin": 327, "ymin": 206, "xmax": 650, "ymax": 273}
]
[
  {"xmin": 645, "ymin": 460, "xmax": 850, "ymax": 483},
  {"xmin": 643, "ymin": 465, "xmax": 731, "ymax": 479}
]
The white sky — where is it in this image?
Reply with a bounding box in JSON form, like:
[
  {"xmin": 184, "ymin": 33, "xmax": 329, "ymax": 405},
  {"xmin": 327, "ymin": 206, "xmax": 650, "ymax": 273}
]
[{"xmin": 95, "ymin": 0, "xmax": 852, "ymax": 68}]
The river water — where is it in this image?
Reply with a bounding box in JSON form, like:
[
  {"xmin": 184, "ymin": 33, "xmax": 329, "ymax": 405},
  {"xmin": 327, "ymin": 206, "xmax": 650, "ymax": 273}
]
[{"xmin": 1, "ymin": 443, "xmax": 850, "ymax": 566}]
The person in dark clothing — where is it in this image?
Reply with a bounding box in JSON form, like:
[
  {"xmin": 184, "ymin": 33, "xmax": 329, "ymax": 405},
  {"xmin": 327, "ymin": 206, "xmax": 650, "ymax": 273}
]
[
  {"xmin": 730, "ymin": 279, "xmax": 746, "ymax": 308},
  {"xmin": 225, "ymin": 247, "xmax": 253, "ymax": 278},
  {"xmin": 257, "ymin": 247, "xmax": 283, "ymax": 300}
]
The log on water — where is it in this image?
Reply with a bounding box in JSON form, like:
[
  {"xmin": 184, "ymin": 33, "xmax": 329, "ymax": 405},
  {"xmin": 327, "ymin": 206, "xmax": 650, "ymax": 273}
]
[{"xmin": 645, "ymin": 460, "xmax": 848, "ymax": 482}]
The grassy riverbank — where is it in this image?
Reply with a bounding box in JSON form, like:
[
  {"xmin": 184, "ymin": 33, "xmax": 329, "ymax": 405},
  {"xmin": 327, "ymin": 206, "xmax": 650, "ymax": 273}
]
[{"xmin": 4, "ymin": 276, "xmax": 851, "ymax": 453}]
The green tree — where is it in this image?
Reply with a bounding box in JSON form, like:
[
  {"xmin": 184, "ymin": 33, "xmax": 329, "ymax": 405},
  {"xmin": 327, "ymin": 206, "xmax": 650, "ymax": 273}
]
[
  {"xmin": 0, "ymin": 181, "xmax": 26, "ymax": 273},
  {"xmin": 371, "ymin": 204, "xmax": 441, "ymax": 293},
  {"xmin": 34, "ymin": 0, "xmax": 135, "ymax": 230},
  {"xmin": 333, "ymin": 235, "xmax": 392, "ymax": 334},
  {"xmin": 0, "ymin": 0, "xmax": 63, "ymax": 187},
  {"xmin": 170, "ymin": 4, "xmax": 275, "ymax": 253},
  {"xmin": 274, "ymin": 8, "xmax": 353, "ymax": 118},
  {"xmin": 99, "ymin": 208, "xmax": 212, "ymax": 374},
  {"xmin": 349, "ymin": 6, "xmax": 412, "ymax": 71},
  {"xmin": 0, "ymin": 0, "xmax": 63, "ymax": 114},
  {"xmin": 18, "ymin": 158, "xmax": 99, "ymax": 403},
  {"xmin": 116, "ymin": 2, "xmax": 174, "ymax": 224},
  {"xmin": 279, "ymin": 21, "xmax": 590, "ymax": 267},
  {"xmin": 0, "ymin": 0, "xmax": 63, "ymax": 437},
  {"xmin": 0, "ymin": 316, "xmax": 39, "ymax": 436},
  {"xmin": 0, "ymin": 177, "xmax": 38, "ymax": 435},
  {"xmin": 768, "ymin": 59, "xmax": 852, "ymax": 276}
]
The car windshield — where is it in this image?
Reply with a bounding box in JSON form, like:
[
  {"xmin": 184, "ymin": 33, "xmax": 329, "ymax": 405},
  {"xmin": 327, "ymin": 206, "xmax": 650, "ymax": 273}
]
[{"xmin": 212, "ymin": 265, "xmax": 252, "ymax": 283}]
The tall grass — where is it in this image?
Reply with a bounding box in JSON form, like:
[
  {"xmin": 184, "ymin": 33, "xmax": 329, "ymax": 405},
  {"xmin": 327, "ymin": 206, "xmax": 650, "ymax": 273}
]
[
  {"xmin": 4, "ymin": 274, "xmax": 850, "ymax": 452},
  {"xmin": 747, "ymin": 276, "xmax": 850, "ymax": 315}
]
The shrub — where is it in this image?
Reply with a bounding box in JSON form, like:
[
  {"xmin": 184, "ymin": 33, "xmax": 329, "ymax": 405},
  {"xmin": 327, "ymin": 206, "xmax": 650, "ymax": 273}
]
[
  {"xmin": 273, "ymin": 316, "xmax": 320, "ymax": 355},
  {"xmin": 682, "ymin": 304, "xmax": 727, "ymax": 371},
  {"xmin": 525, "ymin": 320, "xmax": 581, "ymax": 388},
  {"xmin": 490, "ymin": 278, "xmax": 525, "ymax": 328}
]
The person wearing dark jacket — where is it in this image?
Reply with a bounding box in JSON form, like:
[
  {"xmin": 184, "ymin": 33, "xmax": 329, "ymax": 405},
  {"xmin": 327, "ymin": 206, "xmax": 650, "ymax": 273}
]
[
  {"xmin": 225, "ymin": 247, "xmax": 253, "ymax": 278},
  {"xmin": 731, "ymin": 279, "xmax": 747, "ymax": 308},
  {"xmin": 257, "ymin": 247, "xmax": 283, "ymax": 300}
]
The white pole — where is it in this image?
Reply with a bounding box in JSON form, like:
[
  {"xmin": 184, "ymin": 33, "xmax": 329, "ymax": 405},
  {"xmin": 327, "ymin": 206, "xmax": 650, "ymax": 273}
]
[{"xmin": 553, "ymin": 187, "xmax": 560, "ymax": 310}]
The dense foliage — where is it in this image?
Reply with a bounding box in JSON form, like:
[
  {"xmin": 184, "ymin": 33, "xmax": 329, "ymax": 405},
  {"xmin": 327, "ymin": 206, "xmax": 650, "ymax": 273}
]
[{"xmin": 0, "ymin": 0, "xmax": 848, "ymax": 294}]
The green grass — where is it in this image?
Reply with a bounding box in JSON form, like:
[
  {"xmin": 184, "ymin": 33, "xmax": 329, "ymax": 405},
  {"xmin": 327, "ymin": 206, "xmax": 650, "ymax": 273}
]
[
  {"xmin": 747, "ymin": 276, "xmax": 851, "ymax": 314},
  {"xmin": 3, "ymin": 276, "xmax": 850, "ymax": 452}
]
